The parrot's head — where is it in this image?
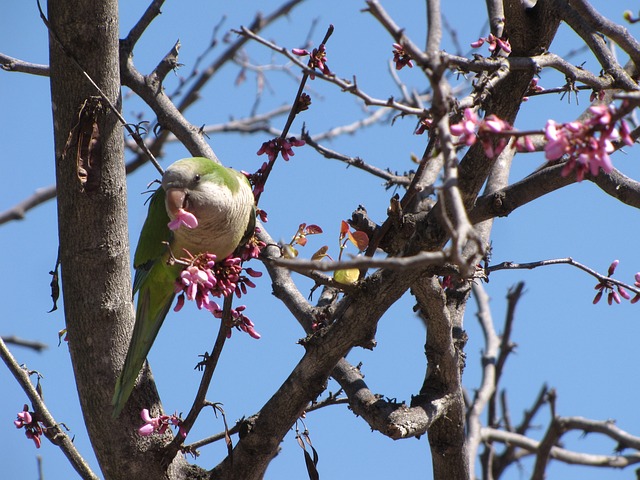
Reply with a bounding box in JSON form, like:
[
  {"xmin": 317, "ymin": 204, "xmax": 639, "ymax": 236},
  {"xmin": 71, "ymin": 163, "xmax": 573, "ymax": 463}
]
[
  {"xmin": 160, "ymin": 157, "xmax": 254, "ymax": 257},
  {"xmin": 162, "ymin": 157, "xmax": 231, "ymax": 223}
]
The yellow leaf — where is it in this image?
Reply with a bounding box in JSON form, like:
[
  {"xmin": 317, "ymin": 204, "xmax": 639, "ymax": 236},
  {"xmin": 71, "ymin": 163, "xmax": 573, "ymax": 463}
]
[
  {"xmin": 334, "ymin": 268, "xmax": 359, "ymax": 285},
  {"xmin": 282, "ymin": 244, "xmax": 299, "ymax": 258}
]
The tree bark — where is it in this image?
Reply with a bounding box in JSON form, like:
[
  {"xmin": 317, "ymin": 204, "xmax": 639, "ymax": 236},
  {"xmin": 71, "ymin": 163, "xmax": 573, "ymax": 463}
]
[{"xmin": 47, "ymin": 1, "xmax": 200, "ymax": 478}]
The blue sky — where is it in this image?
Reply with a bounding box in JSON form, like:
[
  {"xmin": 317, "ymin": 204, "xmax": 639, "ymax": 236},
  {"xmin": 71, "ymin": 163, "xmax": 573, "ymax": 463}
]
[{"xmin": 2, "ymin": 1, "xmax": 640, "ymax": 479}]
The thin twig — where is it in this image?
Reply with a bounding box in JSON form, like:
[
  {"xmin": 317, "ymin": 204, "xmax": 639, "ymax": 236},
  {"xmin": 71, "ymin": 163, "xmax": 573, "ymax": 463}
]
[
  {"xmin": 164, "ymin": 296, "xmax": 231, "ymax": 459},
  {"xmin": 1, "ymin": 336, "xmax": 48, "ymax": 353},
  {"xmin": 487, "ymin": 257, "xmax": 640, "ymax": 296}
]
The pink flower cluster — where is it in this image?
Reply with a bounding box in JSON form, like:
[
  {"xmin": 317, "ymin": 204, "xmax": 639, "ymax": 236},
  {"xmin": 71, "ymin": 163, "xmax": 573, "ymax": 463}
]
[
  {"xmin": 544, "ymin": 105, "xmax": 634, "ymax": 181},
  {"xmin": 392, "ymin": 43, "xmax": 413, "ymax": 70},
  {"xmin": 212, "ymin": 304, "xmax": 261, "ymax": 339},
  {"xmin": 593, "ymin": 260, "xmax": 633, "ymax": 305},
  {"xmin": 450, "ymin": 108, "xmax": 513, "ymax": 158},
  {"xmin": 257, "ymin": 136, "xmax": 306, "ymax": 163},
  {"xmin": 292, "ymin": 44, "xmax": 331, "ymax": 79},
  {"xmin": 522, "ymin": 78, "xmax": 544, "ymax": 101},
  {"xmin": 244, "ymin": 163, "xmax": 268, "ymax": 199},
  {"xmin": 173, "ymin": 251, "xmax": 263, "ymax": 339},
  {"xmin": 138, "ymin": 408, "xmax": 187, "ymax": 438},
  {"xmin": 471, "ymin": 33, "xmax": 511, "ymax": 55},
  {"xmin": 174, "ymin": 255, "xmax": 262, "ymax": 306},
  {"xmin": 14, "ymin": 405, "xmax": 44, "ymax": 448},
  {"xmin": 239, "ymin": 229, "xmax": 266, "ymax": 261}
]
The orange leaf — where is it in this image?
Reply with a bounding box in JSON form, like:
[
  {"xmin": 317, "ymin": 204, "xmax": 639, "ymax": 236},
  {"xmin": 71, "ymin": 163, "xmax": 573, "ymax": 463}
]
[{"xmin": 348, "ymin": 230, "xmax": 369, "ymax": 251}]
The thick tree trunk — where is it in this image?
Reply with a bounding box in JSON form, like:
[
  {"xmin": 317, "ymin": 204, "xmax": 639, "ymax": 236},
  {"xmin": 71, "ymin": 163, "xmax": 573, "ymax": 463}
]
[{"xmin": 47, "ymin": 1, "xmax": 199, "ymax": 478}]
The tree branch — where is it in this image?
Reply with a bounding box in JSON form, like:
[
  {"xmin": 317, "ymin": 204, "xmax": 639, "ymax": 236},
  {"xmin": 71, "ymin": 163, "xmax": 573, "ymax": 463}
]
[
  {"xmin": 0, "ymin": 337, "xmax": 99, "ymax": 479},
  {"xmin": 483, "ymin": 425, "xmax": 640, "ymax": 469},
  {"xmin": 466, "ymin": 282, "xmax": 500, "ymax": 479},
  {"xmin": 1, "ymin": 336, "xmax": 48, "ymax": 353},
  {"xmin": 0, "ymin": 53, "xmax": 50, "ymax": 76}
]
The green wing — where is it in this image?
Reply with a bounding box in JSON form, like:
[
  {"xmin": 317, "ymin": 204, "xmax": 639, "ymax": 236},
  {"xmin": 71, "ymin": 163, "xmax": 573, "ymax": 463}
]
[
  {"xmin": 113, "ymin": 187, "xmax": 178, "ymax": 418},
  {"xmin": 132, "ymin": 187, "xmax": 171, "ymax": 295}
]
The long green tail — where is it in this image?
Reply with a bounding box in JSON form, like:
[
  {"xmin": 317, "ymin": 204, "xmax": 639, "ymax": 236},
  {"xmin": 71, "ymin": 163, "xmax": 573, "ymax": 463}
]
[{"xmin": 112, "ymin": 261, "xmax": 177, "ymax": 418}]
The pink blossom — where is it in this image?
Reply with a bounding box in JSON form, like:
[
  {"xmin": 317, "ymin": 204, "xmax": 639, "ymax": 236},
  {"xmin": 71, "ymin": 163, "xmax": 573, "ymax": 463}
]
[
  {"xmin": 527, "ymin": 78, "xmax": 544, "ymax": 94},
  {"xmin": 631, "ymin": 273, "xmax": 640, "ymax": 304},
  {"xmin": 214, "ymin": 304, "xmax": 261, "ymax": 339},
  {"xmin": 620, "ymin": 120, "xmax": 634, "ymax": 146},
  {"xmin": 280, "ymin": 136, "xmax": 306, "ymax": 161},
  {"xmin": 544, "ymin": 120, "xmax": 570, "ymax": 160},
  {"xmin": 244, "ymin": 162, "xmax": 269, "ymax": 199},
  {"xmin": 450, "ymin": 109, "xmax": 514, "ymax": 158},
  {"xmin": 139, "ymin": 409, "xmax": 187, "ymax": 438},
  {"xmin": 14, "ymin": 409, "xmax": 32, "ymax": 428},
  {"xmin": 450, "ymin": 108, "xmax": 480, "ymax": 146},
  {"xmin": 173, "ymin": 293, "xmax": 185, "ymax": 312},
  {"xmin": 415, "ymin": 117, "xmax": 433, "ymax": 135},
  {"xmin": 172, "ymin": 250, "xmax": 262, "ymax": 336},
  {"xmin": 168, "ymin": 208, "xmax": 198, "ymax": 231},
  {"xmin": 471, "ymin": 34, "xmax": 511, "ymax": 55},
  {"xmin": 482, "ymin": 114, "xmax": 510, "ymax": 133},
  {"xmin": 544, "ymin": 104, "xmax": 632, "ymax": 180},
  {"xmin": 593, "ymin": 259, "xmax": 630, "ymax": 306},
  {"xmin": 392, "ymin": 43, "xmax": 413, "ymax": 70},
  {"xmin": 588, "ymin": 105, "xmax": 611, "ymax": 125},
  {"xmin": 293, "ymin": 44, "xmax": 330, "ymax": 78},
  {"xmin": 257, "ymin": 137, "xmax": 305, "ymax": 162},
  {"xmin": 478, "ymin": 114, "xmax": 511, "ymax": 157},
  {"xmin": 14, "ymin": 405, "xmax": 43, "ymax": 448},
  {"xmin": 256, "ymin": 139, "xmax": 279, "ymax": 162}
]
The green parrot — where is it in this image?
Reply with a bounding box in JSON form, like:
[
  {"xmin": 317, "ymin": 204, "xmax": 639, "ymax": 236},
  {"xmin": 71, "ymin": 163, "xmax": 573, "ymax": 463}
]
[{"xmin": 112, "ymin": 157, "xmax": 255, "ymax": 418}]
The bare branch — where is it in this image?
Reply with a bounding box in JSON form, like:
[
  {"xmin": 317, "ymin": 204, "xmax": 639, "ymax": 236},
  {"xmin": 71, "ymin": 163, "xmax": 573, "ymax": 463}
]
[
  {"xmin": 331, "ymin": 358, "xmax": 451, "ymax": 439},
  {"xmin": 570, "ymin": 0, "xmax": 640, "ymax": 67},
  {"xmin": 487, "ymin": 257, "xmax": 640, "ymax": 297},
  {"xmin": 0, "ymin": 337, "xmax": 99, "ymax": 480},
  {"xmin": 177, "ymin": 0, "xmax": 306, "ymax": 115},
  {"xmin": 121, "ymin": 0, "xmax": 165, "ymax": 50},
  {"xmin": 1, "ymin": 336, "xmax": 48, "ymax": 353},
  {"xmin": 551, "ymin": 0, "xmax": 637, "ymax": 90},
  {"xmin": 271, "ymin": 250, "xmax": 447, "ymax": 274},
  {"xmin": 483, "ymin": 425, "xmax": 640, "ymax": 469},
  {"xmin": 562, "ymin": 416, "xmax": 640, "ymax": 451},
  {"xmin": 0, "ymin": 53, "xmax": 49, "ymax": 76},
  {"xmin": 236, "ymin": 26, "xmax": 428, "ymax": 117},
  {"xmin": 467, "ymin": 282, "xmax": 500, "ymax": 479},
  {"xmin": 425, "ymin": 0, "xmax": 442, "ymax": 54},
  {"xmin": 303, "ymin": 131, "xmax": 411, "ymax": 185},
  {"xmin": 0, "ymin": 186, "xmax": 56, "ymax": 226}
]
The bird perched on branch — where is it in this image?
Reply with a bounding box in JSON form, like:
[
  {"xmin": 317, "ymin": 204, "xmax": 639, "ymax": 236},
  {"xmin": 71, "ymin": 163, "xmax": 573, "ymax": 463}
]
[{"xmin": 112, "ymin": 157, "xmax": 255, "ymax": 418}]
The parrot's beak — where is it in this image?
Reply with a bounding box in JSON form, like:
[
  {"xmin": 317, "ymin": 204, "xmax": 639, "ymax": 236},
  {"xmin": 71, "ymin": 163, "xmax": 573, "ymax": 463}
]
[{"xmin": 165, "ymin": 188, "xmax": 188, "ymax": 218}]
